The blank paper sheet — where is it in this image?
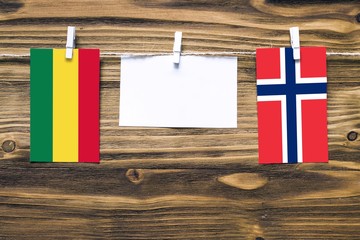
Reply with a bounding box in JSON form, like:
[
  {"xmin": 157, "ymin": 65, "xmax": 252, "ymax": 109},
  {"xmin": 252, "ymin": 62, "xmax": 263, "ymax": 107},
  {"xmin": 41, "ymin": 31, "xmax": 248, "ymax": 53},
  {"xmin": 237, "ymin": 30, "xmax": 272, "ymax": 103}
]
[{"xmin": 119, "ymin": 55, "xmax": 237, "ymax": 128}]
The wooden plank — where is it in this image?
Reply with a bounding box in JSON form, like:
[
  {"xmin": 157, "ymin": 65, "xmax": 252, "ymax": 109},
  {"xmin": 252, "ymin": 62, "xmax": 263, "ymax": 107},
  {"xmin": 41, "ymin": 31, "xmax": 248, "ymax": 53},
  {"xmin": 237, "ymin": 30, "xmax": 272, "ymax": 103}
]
[
  {"xmin": 0, "ymin": 56, "xmax": 358, "ymax": 167},
  {"xmin": 0, "ymin": 0, "xmax": 359, "ymax": 54},
  {"xmin": 0, "ymin": 0, "xmax": 359, "ymax": 239}
]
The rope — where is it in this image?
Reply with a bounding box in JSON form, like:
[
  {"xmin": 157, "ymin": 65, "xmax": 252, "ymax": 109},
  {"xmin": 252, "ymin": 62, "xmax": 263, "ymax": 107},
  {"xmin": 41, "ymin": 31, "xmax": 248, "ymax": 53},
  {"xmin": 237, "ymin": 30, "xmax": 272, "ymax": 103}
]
[{"xmin": 1, "ymin": 51, "xmax": 359, "ymax": 58}]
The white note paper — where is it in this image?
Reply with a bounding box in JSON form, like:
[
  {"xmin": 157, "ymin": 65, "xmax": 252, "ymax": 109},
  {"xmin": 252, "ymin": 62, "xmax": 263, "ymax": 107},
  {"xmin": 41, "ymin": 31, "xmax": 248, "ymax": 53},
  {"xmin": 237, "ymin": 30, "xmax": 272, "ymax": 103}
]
[{"xmin": 119, "ymin": 55, "xmax": 237, "ymax": 128}]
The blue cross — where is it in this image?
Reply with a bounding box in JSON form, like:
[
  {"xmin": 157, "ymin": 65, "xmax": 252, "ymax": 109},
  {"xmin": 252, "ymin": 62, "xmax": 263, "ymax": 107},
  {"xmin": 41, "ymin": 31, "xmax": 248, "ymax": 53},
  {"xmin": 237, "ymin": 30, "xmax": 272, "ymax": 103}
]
[{"xmin": 257, "ymin": 48, "xmax": 327, "ymax": 163}]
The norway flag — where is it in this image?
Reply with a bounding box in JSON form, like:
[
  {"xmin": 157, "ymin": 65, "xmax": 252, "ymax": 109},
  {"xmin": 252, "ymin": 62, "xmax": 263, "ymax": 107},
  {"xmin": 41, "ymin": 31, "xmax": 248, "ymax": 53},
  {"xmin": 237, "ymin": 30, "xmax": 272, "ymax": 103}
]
[{"xmin": 256, "ymin": 47, "xmax": 328, "ymax": 164}]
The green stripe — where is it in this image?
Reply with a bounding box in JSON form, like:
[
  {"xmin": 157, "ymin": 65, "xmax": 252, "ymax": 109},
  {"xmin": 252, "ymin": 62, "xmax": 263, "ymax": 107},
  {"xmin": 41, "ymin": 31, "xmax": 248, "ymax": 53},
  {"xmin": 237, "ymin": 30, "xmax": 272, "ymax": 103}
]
[{"xmin": 30, "ymin": 49, "xmax": 53, "ymax": 162}]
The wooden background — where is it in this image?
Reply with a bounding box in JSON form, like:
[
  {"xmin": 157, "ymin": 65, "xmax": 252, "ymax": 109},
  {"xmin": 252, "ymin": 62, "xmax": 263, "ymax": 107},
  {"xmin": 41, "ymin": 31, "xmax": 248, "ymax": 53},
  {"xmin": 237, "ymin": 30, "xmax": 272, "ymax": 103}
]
[{"xmin": 0, "ymin": 0, "xmax": 360, "ymax": 239}]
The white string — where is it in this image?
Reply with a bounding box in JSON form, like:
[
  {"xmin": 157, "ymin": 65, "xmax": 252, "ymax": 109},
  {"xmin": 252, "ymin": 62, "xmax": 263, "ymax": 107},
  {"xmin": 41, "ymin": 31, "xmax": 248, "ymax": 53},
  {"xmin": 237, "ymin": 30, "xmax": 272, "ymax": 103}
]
[
  {"xmin": 0, "ymin": 51, "xmax": 360, "ymax": 58},
  {"xmin": 103, "ymin": 51, "xmax": 257, "ymax": 57},
  {"xmin": 0, "ymin": 53, "xmax": 30, "ymax": 57},
  {"xmin": 325, "ymin": 52, "xmax": 360, "ymax": 56}
]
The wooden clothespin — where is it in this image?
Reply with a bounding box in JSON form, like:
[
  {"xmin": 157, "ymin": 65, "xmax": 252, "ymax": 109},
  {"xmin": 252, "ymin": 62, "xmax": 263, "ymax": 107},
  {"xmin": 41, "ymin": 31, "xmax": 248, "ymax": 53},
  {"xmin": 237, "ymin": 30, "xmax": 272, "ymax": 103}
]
[
  {"xmin": 66, "ymin": 26, "xmax": 76, "ymax": 59},
  {"xmin": 290, "ymin": 27, "xmax": 300, "ymax": 60},
  {"xmin": 173, "ymin": 31, "xmax": 182, "ymax": 64}
]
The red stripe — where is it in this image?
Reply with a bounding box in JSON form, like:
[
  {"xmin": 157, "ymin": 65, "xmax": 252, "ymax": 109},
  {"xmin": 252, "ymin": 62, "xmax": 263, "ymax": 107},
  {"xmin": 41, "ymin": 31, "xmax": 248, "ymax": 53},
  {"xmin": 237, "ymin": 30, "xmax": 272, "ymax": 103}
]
[
  {"xmin": 256, "ymin": 48, "xmax": 281, "ymax": 79},
  {"xmin": 300, "ymin": 47, "xmax": 327, "ymax": 78},
  {"xmin": 301, "ymin": 99, "xmax": 328, "ymax": 163},
  {"xmin": 258, "ymin": 101, "xmax": 283, "ymax": 164},
  {"xmin": 78, "ymin": 49, "xmax": 100, "ymax": 163}
]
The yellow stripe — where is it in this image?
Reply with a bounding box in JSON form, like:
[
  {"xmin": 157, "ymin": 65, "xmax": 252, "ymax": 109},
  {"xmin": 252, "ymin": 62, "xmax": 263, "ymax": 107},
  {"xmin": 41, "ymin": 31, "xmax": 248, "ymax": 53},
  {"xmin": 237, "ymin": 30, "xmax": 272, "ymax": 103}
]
[{"xmin": 53, "ymin": 49, "xmax": 78, "ymax": 162}]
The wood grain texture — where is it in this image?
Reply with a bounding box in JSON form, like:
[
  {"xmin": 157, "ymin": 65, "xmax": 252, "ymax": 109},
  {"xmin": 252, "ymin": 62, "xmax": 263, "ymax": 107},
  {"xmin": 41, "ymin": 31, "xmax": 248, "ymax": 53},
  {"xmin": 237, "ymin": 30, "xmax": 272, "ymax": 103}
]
[{"xmin": 0, "ymin": 0, "xmax": 359, "ymax": 239}]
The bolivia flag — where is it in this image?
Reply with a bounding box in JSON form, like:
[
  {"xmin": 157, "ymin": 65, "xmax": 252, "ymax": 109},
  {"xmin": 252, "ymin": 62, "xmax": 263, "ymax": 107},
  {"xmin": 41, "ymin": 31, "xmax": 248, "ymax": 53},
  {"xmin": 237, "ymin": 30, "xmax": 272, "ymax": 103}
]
[{"xmin": 30, "ymin": 49, "xmax": 100, "ymax": 163}]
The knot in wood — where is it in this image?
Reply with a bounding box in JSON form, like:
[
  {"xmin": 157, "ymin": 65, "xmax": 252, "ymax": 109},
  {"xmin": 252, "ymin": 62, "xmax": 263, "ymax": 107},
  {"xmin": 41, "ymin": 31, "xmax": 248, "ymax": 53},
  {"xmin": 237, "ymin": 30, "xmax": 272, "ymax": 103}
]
[
  {"xmin": 2, "ymin": 140, "xmax": 16, "ymax": 153},
  {"xmin": 218, "ymin": 173, "xmax": 268, "ymax": 190},
  {"xmin": 255, "ymin": 237, "xmax": 265, "ymax": 240},
  {"xmin": 356, "ymin": 13, "xmax": 360, "ymax": 23},
  {"xmin": 347, "ymin": 131, "xmax": 358, "ymax": 141},
  {"xmin": 125, "ymin": 169, "xmax": 144, "ymax": 184}
]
